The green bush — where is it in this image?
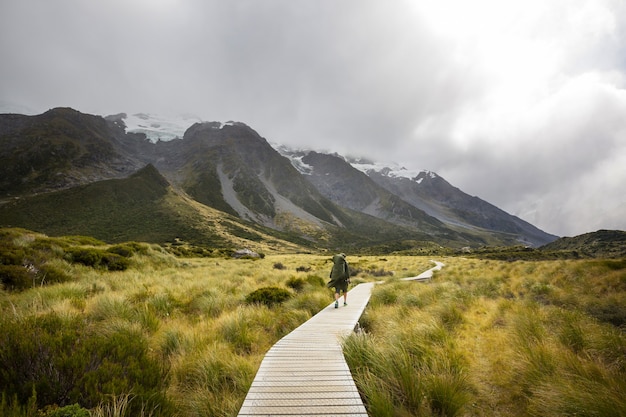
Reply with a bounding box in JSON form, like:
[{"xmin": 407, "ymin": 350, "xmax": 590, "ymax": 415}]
[
  {"xmin": 0, "ymin": 264, "xmax": 32, "ymax": 291},
  {"xmin": 38, "ymin": 263, "xmax": 72, "ymax": 285},
  {"xmin": 100, "ymin": 253, "xmax": 130, "ymax": 271},
  {"xmin": 65, "ymin": 248, "xmax": 102, "ymax": 268},
  {"xmin": 245, "ymin": 287, "xmax": 292, "ymax": 307},
  {"xmin": 108, "ymin": 242, "xmax": 149, "ymax": 258},
  {"xmin": 65, "ymin": 248, "xmax": 129, "ymax": 271},
  {"xmin": 286, "ymin": 276, "xmax": 305, "ymax": 292},
  {"xmin": 107, "ymin": 244, "xmax": 135, "ymax": 258},
  {"xmin": 0, "ymin": 247, "xmax": 26, "ymax": 265},
  {"xmin": 44, "ymin": 403, "xmax": 89, "ymax": 417}
]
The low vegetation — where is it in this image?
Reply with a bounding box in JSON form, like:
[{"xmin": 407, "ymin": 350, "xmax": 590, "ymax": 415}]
[
  {"xmin": 344, "ymin": 257, "xmax": 626, "ymax": 416},
  {"xmin": 1, "ymin": 227, "xmax": 624, "ymax": 416}
]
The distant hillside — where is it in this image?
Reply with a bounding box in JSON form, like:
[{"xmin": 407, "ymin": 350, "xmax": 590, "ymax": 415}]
[
  {"xmin": 143, "ymin": 121, "xmax": 447, "ymax": 250},
  {"xmin": 540, "ymin": 230, "xmax": 626, "ymax": 258},
  {"xmin": 280, "ymin": 149, "xmax": 557, "ymax": 247},
  {"xmin": 0, "ymin": 164, "xmax": 305, "ymax": 253},
  {"xmin": 359, "ymin": 163, "xmax": 557, "ymax": 247},
  {"xmin": 0, "ymin": 108, "xmax": 144, "ymax": 196},
  {"xmin": 300, "ymin": 152, "xmax": 445, "ymax": 231}
]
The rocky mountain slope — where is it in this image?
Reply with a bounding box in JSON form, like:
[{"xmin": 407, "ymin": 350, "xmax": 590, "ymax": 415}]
[
  {"xmin": 278, "ymin": 149, "xmax": 557, "ymax": 247},
  {"xmin": 0, "ymin": 108, "xmax": 558, "ymax": 250}
]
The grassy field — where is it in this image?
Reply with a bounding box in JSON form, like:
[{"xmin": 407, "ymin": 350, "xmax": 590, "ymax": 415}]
[
  {"xmin": 344, "ymin": 257, "xmax": 626, "ymax": 416},
  {"xmin": 0, "ymin": 229, "xmax": 428, "ymax": 416},
  {"xmin": 1, "ymin": 229, "xmax": 625, "ymax": 416}
]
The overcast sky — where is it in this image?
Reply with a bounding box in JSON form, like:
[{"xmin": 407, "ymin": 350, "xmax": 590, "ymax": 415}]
[{"xmin": 1, "ymin": 0, "xmax": 625, "ymax": 237}]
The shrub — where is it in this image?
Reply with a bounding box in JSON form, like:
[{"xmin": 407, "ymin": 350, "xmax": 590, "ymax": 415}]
[
  {"xmin": 585, "ymin": 298, "xmax": 626, "ymax": 327},
  {"xmin": 44, "ymin": 403, "xmax": 90, "ymax": 417},
  {"xmin": 107, "ymin": 244, "xmax": 135, "ymax": 258},
  {"xmin": 107, "ymin": 242, "xmax": 149, "ymax": 257},
  {"xmin": 65, "ymin": 248, "xmax": 102, "ymax": 268},
  {"xmin": 296, "ymin": 265, "xmax": 311, "ymax": 272},
  {"xmin": 0, "ymin": 390, "xmax": 38, "ymax": 417},
  {"xmin": 368, "ymin": 268, "xmax": 394, "ymax": 277},
  {"xmin": 245, "ymin": 287, "xmax": 292, "ymax": 307},
  {"xmin": 0, "ymin": 264, "xmax": 32, "ymax": 291},
  {"xmin": 65, "ymin": 248, "xmax": 130, "ymax": 271},
  {"xmin": 273, "ymin": 262, "xmax": 286, "ymax": 270},
  {"xmin": 285, "ymin": 276, "xmax": 305, "ymax": 292},
  {"xmin": 100, "ymin": 253, "xmax": 130, "ymax": 271},
  {"xmin": 0, "ymin": 247, "xmax": 26, "ymax": 265}
]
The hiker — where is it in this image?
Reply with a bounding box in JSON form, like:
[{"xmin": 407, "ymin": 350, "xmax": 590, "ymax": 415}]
[{"xmin": 328, "ymin": 253, "xmax": 350, "ymax": 308}]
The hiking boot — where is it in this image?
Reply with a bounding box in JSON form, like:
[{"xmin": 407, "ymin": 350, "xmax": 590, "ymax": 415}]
[
  {"xmin": 344, "ymin": 302, "xmax": 348, "ymax": 306},
  {"xmin": 334, "ymin": 301, "xmax": 339, "ymax": 308}
]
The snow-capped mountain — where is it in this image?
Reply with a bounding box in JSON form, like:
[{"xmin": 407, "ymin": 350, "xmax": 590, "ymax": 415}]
[
  {"xmin": 115, "ymin": 112, "xmax": 559, "ymax": 246},
  {"xmin": 275, "ymin": 144, "xmax": 557, "ymax": 246},
  {"xmin": 274, "ymin": 145, "xmax": 433, "ymax": 181},
  {"xmin": 0, "ymin": 107, "xmax": 558, "ymax": 248}
]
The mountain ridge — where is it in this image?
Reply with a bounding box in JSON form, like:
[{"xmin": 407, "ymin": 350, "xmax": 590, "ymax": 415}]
[
  {"xmin": 277, "ymin": 146, "xmax": 557, "ymax": 247},
  {"xmin": 0, "ymin": 107, "xmax": 559, "ymax": 251}
]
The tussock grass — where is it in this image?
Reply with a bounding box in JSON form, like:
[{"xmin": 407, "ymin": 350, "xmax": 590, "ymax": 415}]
[
  {"xmin": 5, "ymin": 232, "xmax": 623, "ymax": 417},
  {"xmin": 3, "ymin": 232, "xmax": 432, "ymax": 416},
  {"xmin": 345, "ymin": 257, "xmax": 626, "ymax": 416}
]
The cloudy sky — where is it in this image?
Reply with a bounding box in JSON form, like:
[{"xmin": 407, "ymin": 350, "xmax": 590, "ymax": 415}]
[{"xmin": 1, "ymin": 0, "xmax": 625, "ymax": 237}]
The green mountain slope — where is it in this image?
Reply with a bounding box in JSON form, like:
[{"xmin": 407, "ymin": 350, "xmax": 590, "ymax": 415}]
[
  {"xmin": 540, "ymin": 229, "xmax": 626, "ymax": 258},
  {"xmin": 0, "ymin": 164, "xmax": 305, "ymax": 252},
  {"xmin": 0, "ymin": 108, "xmax": 144, "ymax": 197}
]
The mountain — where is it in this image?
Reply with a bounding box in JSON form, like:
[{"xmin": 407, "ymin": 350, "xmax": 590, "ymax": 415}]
[
  {"xmin": 0, "ymin": 107, "xmax": 145, "ymax": 197},
  {"xmin": 540, "ymin": 230, "xmax": 626, "ymax": 258},
  {"xmin": 0, "ymin": 108, "xmax": 558, "ymax": 251},
  {"xmin": 142, "ymin": 121, "xmax": 457, "ymax": 249},
  {"xmin": 0, "ymin": 163, "xmax": 305, "ymax": 252},
  {"xmin": 278, "ymin": 149, "xmax": 557, "ymax": 247},
  {"xmin": 361, "ymin": 162, "xmax": 556, "ymax": 247}
]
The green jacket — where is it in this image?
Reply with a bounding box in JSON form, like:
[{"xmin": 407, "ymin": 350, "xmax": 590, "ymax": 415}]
[{"xmin": 327, "ymin": 254, "xmax": 350, "ymax": 287}]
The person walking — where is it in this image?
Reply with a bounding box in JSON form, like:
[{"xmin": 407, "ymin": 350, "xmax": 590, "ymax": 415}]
[{"xmin": 327, "ymin": 253, "xmax": 350, "ymax": 308}]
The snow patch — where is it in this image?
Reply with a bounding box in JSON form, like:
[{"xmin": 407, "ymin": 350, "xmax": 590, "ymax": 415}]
[
  {"xmin": 273, "ymin": 143, "xmax": 435, "ymax": 183},
  {"xmin": 289, "ymin": 156, "xmax": 314, "ymax": 175},
  {"xmin": 271, "ymin": 143, "xmax": 315, "ymax": 175},
  {"xmin": 122, "ymin": 112, "xmax": 204, "ymax": 142},
  {"xmin": 351, "ymin": 160, "xmax": 433, "ymax": 183}
]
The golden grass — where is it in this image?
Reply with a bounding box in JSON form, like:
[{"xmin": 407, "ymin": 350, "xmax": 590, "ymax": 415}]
[
  {"xmin": 345, "ymin": 256, "xmax": 626, "ymax": 417},
  {"xmin": 1, "ymin": 249, "xmax": 433, "ymax": 416},
  {"xmin": 5, "ymin": 246, "xmax": 623, "ymax": 417}
]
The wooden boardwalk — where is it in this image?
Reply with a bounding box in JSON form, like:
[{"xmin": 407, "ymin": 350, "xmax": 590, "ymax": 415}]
[{"xmin": 237, "ymin": 262, "xmax": 443, "ymax": 416}]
